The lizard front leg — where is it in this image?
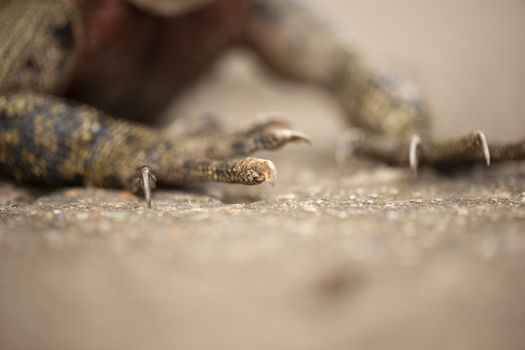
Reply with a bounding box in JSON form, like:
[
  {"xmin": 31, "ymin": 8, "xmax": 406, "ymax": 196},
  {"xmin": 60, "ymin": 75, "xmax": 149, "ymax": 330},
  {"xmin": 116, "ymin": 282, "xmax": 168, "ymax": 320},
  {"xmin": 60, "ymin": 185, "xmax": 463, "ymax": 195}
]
[
  {"xmin": 244, "ymin": 0, "xmax": 524, "ymax": 171},
  {"xmin": 0, "ymin": 93, "xmax": 306, "ymax": 207}
]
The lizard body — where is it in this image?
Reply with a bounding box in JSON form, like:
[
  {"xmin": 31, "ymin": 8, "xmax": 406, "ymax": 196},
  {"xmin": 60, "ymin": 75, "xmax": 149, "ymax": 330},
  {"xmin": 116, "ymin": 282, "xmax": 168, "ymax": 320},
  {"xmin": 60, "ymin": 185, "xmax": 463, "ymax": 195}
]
[{"xmin": 67, "ymin": 0, "xmax": 247, "ymax": 122}]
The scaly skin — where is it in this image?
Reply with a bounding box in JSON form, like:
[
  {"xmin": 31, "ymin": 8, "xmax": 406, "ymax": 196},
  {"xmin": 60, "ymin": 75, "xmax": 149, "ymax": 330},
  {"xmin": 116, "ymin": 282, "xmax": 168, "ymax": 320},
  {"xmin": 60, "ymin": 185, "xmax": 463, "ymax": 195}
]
[{"xmin": 0, "ymin": 0, "xmax": 524, "ymax": 207}]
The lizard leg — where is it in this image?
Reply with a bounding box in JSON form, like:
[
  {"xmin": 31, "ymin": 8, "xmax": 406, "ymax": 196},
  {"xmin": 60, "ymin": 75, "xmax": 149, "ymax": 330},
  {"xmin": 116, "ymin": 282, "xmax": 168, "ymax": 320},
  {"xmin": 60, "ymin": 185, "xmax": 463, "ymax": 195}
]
[
  {"xmin": 0, "ymin": 93, "xmax": 303, "ymax": 205},
  {"xmin": 246, "ymin": 0, "xmax": 428, "ymax": 137},
  {"xmin": 245, "ymin": 0, "xmax": 523, "ymax": 169}
]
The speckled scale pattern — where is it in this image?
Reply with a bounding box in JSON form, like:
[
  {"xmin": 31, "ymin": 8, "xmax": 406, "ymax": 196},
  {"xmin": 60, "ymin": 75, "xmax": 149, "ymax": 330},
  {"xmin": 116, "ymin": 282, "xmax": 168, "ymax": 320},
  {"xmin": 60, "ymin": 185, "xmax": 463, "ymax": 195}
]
[
  {"xmin": 0, "ymin": 93, "xmax": 145, "ymax": 186},
  {"xmin": 0, "ymin": 92, "xmax": 286, "ymax": 188}
]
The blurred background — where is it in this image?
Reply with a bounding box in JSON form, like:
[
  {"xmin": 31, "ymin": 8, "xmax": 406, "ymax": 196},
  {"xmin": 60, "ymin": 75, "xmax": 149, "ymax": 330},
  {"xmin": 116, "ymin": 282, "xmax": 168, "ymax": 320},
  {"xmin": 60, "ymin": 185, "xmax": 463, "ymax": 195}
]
[{"xmin": 174, "ymin": 0, "xmax": 525, "ymax": 143}]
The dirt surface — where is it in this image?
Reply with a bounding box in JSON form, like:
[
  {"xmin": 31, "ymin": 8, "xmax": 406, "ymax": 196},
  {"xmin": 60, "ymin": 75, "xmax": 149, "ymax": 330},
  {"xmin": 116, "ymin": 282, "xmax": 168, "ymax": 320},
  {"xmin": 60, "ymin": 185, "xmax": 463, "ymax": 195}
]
[
  {"xmin": 1, "ymin": 156, "xmax": 525, "ymax": 350},
  {"xmin": 1, "ymin": 1, "xmax": 525, "ymax": 349}
]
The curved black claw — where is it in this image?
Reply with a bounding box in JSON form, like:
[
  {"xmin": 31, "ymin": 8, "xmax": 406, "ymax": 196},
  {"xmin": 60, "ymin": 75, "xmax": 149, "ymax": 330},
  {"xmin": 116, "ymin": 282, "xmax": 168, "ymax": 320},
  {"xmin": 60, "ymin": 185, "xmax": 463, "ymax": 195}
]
[
  {"xmin": 137, "ymin": 166, "xmax": 157, "ymax": 208},
  {"xmin": 409, "ymin": 134, "xmax": 421, "ymax": 175},
  {"xmin": 475, "ymin": 130, "xmax": 491, "ymax": 166}
]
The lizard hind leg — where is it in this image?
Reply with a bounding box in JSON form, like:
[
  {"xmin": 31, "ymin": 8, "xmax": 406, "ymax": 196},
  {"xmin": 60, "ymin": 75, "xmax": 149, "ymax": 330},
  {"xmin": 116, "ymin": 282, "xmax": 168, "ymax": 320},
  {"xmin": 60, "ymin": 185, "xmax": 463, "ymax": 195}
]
[{"xmin": 245, "ymin": 0, "xmax": 523, "ymax": 172}]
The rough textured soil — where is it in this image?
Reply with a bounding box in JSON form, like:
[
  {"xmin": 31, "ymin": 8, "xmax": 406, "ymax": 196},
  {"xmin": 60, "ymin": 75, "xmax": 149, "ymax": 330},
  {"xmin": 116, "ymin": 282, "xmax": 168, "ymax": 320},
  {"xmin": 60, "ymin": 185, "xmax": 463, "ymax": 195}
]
[{"xmin": 1, "ymin": 1, "xmax": 525, "ymax": 349}]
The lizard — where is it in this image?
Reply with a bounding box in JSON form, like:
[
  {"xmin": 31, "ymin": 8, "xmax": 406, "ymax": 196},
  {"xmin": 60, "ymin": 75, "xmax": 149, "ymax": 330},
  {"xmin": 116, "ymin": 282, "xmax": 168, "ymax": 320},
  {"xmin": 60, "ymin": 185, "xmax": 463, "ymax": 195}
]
[{"xmin": 0, "ymin": 0, "xmax": 523, "ymax": 208}]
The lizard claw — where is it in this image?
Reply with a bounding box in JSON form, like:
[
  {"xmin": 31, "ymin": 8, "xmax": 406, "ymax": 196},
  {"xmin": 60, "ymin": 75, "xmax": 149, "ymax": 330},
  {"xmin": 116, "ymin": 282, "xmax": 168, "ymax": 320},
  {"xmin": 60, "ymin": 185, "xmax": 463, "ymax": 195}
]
[
  {"xmin": 138, "ymin": 166, "xmax": 157, "ymax": 208},
  {"xmin": 409, "ymin": 134, "xmax": 421, "ymax": 175},
  {"xmin": 273, "ymin": 129, "xmax": 311, "ymax": 145},
  {"xmin": 475, "ymin": 130, "xmax": 491, "ymax": 166}
]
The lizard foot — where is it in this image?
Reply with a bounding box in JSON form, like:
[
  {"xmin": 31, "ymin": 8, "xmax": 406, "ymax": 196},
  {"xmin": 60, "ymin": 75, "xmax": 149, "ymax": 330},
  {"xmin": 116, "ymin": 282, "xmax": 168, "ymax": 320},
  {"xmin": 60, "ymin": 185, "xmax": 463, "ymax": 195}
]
[
  {"xmin": 335, "ymin": 128, "xmax": 510, "ymax": 171},
  {"xmin": 129, "ymin": 157, "xmax": 278, "ymax": 208}
]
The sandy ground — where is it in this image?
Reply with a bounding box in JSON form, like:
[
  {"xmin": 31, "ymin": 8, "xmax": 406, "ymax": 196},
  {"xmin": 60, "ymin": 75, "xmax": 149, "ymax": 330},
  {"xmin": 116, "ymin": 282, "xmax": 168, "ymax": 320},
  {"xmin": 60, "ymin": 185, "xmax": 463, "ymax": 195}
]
[{"xmin": 1, "ymin": 1, "xmax": 525, "ymax": 349}]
